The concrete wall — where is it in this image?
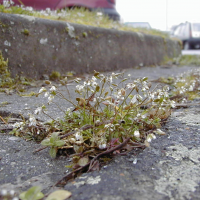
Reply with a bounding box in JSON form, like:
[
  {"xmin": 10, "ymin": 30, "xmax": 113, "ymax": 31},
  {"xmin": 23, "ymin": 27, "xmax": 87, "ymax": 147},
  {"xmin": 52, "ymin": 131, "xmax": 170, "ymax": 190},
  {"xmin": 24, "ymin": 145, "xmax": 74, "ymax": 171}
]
[{"xmin": 0, "ymin": 13, "xmax": 182, "ymax": 79}]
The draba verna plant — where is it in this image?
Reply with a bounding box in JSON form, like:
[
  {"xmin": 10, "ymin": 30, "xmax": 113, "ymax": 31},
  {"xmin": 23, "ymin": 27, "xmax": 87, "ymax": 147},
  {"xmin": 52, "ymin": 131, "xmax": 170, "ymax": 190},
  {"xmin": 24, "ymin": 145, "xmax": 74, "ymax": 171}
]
[{"xmin": 11, "ymin": 71, "xmax": 177, "ymax": 170}]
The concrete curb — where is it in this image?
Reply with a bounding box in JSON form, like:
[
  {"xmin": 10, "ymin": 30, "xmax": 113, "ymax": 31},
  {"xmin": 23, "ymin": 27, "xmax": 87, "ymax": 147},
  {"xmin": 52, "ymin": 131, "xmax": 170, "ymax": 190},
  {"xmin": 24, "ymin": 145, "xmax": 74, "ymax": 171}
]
[{"xmin": 0, "ymin": 12, "xmax": 181, "ymax": 79}]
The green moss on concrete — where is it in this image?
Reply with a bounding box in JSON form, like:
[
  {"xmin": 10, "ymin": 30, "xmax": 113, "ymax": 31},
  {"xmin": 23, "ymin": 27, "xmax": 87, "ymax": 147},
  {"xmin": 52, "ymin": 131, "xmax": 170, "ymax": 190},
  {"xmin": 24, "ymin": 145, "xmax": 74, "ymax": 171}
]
[
  {"xmin": 49, "ymin": 71, "xmax": 61, "ymax": 81},
  {"xmin": 0, "ymin": 51, "xmax": 13, "ymax": 87},
  {"xmin": 22, "ymin": 29, "xmax": 29, "ymax": 36},
  {"xmin": 82, "ymin": 32, "xmax": 87, "ymax": 38},
  {"xmin": 178, "ymin": 55, "xmax": 200, "ymax": 66}
]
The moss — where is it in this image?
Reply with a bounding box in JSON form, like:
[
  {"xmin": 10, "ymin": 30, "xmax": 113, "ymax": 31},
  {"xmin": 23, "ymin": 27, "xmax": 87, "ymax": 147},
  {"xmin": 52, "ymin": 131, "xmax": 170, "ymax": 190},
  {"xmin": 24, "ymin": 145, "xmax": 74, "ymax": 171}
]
[
  {"xmin": 0, "ymin": 51, "xmax": 13, "ymax": 87},
  {"xmin": 22, "ymin": 28, "xmax": 29, "ymax": 36},
  {"xmin": 82, "ymin": 32, "xmax": 87, "ymax": 38},
  {"xmin": 49, "ymin": 71, "xmax": 61, "ymax": 81},
  {"xmin": 178, "ymin": 55, "xmax": 200, "ymax": 66}
]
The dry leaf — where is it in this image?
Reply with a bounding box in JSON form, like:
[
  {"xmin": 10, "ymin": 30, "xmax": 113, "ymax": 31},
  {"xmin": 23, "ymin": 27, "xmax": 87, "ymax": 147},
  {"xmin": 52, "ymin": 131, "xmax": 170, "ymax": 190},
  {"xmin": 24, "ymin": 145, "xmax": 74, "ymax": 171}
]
[
  {"xmin": 78, "ymin": 156, "xmax": 89, "ymax": 166},
  {"xmin": 46, "ymin": 190, "xmax": 71, "ymax": 200},
  {"xmin": 144, "ymin": 140, "xmax": 150, "ymax": 147}
]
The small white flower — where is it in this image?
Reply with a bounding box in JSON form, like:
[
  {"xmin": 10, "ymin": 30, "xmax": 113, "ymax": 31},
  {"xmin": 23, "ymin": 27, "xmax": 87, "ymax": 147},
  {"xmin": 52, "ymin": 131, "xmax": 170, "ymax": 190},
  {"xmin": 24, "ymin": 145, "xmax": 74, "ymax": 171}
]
[
  {"xmin": 92, "ymin": 76, "xmax": 97, "ymax": 82},
  {"xmin": 170, "ymin": 100, "xmax": 176, "ymax": 108},
  {"xmin": 48, "ymin": 95, "xmax": 54, "ymax": 104},
  {"xmin": 12, "ymin": 197, "xmax": 19, "ymax": 200},
  {"xmin": 76, "ymin": 85, "xmax": 85, "ymax": 92},
  {"xmin": 39, "ymin": 87, "xmax": 46, "ymax": 93},
  {"xmin": 1, "ymin": 189, "xmax": 7, "ymax": 196},
  {"xmin": 3, "ymin": 0, "xmax": 10, "ymax": 8},
  {"xmin": 189, "ymin": 86, "xmax": 194, "ymax": 91},
  {"xmin": 146, "ymin": 133, "xmax": 156, "ymax": 143},
  {"xmin": 134, "ymin": 130, "xmax": 140, "ymax": 138},
  {"xmin": 34, "ymin": 107, "xmax": 42, "ymax": 115},
  {"xmin": 50, "ymin": 86, "xmax": 56, "ymax": 91},
  {"xmin": 44, "ymin": 91, "xmax": 49, "ymax": 97},
  {"xmin": 9, "ymin": 190, "xmax": 15, "ymax": 196},
  {"xmin": 130, "ymin": 96, "xmax": 137, "ymax": 104},
  {"xmin": 29, "ymin": 114, "xmax": 37, "ymax": 126},
  {"xmin": 13, "ymin": 122, "xmax": 24, "ymax": 129},
  {"xmin": 104, "ymin": 123, "xmax": 114, "ymax": 129},
  {"xmin": 127, "ymin": 83, "xmax": 135, "ymax": 89},
  {"xmin": 75, "ymin": 131, "xmax": 83, "ymax": 140},
  {"xmin": 99, "ymin": 143, "xmax": 106, "ymax": 149}
]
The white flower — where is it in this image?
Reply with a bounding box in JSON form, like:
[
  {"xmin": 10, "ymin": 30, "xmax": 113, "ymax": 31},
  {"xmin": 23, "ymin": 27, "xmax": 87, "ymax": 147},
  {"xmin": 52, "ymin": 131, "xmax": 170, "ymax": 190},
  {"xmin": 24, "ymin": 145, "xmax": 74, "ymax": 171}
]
[
  {"xmin": 127, "ymin": 83, "xmax": 135, "ymax": 89},
  {"xmin": 12, "ymin": 197, "xmax": 19, "ymax": 200},
  {"xmin": 0, "ymin": 189, "xmax": 7, "ymax": 196},
  {"xmin": 189, "ymin": 86, "xmax": 194, "ymax": 91},
  {"xmin": 50, "ymin": 86, "xmax": 56, "ymax": 91},
  {"xmin": 75, "ymin": 131, "xmax": 83, "ymax": 140},
  {"xmin": 13, "ymin": 122, "xmax": 24, "ymax": 129},
  {"xmin": 92, "ymin": 76, "xmax": 97, "ymax": 82},
  {"xmin": 29, "ymin": 114, "xmax": 37, "ymax": 126},
  {"xmin": 48, "ymin": 95, "xmax": 54, "ymax": 104},
  {"xmin": 170, "ymin": 100, "xmax": 176, "ymax": 108},
  {"xmin": 99, "ymin": 143, "xmax": 106, "ymax": 149},
  {"xmin": 34, "ymin": 107, "xmax": 42, "ymax": 115},
  {"xmin": 134, "ymin": 130, "xmax": 140, "ymax": 137},
  {"xmin": 3, "ymin": 0, "xmax": 10, "ymax": 8},
  {"xmin": 76, "ymin": 85, "xmax": 85, "ymax": 92},
  {"xmin": 9, "ymin": 190, "xmax": 15, "ymax": 196},
  {"xmin": 39, "ymin": 87, "xmax": 46, "ymax": 93},
  {"xmin": 104, "ymin": 123, "xmax": 114, "ymax": 129},
  {"xmin": 130, "ymin": 95, "xmax": 137, "ymax": 104},
  {"xmin": 44, "ymin": 91, "xmax": 49, "ymax": 97},
  {"xmin": 146, "ymin": 133, "xmax": 156, "ymax": 143}
]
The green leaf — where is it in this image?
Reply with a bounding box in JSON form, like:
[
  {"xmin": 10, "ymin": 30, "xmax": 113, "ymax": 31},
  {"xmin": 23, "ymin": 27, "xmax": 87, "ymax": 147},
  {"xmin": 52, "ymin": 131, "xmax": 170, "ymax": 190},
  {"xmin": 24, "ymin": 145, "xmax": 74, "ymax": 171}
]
[
  {"xmin": 50, "ymin": 137, "xmax": 55, "ymax": 144},
  {"xmin": 41, "ymin": 138, "xmax": 51, "ymax": 146},
  {"xmin": 51, "ymin": 132, "xmax": 59, "ymax": 140},
  {"xmin": 19, "ymin": 186, "xmax": 44, "ymax": 200},
  {"xmin": 49, "ymin": 147, "xmax": 57, "ymax": 158},
  {"xmin": 142, "ymin": 77, "xmax": 148, "ymax": 81},
  {"xmin": 55, "ymin": 140, "xmax": 65, "ymax": 147},
  {"xmin": 46, "ymin": 190, "xmax": 71, "ymax": 200}
]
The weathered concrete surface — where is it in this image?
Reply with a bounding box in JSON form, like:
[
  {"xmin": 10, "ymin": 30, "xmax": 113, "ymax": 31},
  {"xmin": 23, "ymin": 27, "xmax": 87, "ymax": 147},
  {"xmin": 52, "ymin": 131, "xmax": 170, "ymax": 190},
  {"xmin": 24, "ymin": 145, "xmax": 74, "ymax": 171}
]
[
  {"xmin": 0, "ymin": 12, "xmax": 181, "ymax": 79},
  {"xmin": 1, "ymin": 65, "xmax": 200, "ymax": 200}
]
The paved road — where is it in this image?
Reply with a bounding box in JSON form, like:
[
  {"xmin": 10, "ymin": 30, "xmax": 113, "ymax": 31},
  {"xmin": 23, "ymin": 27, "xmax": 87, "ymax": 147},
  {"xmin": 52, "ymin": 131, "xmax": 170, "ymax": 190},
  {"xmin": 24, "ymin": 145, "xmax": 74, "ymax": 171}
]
[{"xmin": 182, "ymin": 49, "xmax": 200, "ymax": 55}]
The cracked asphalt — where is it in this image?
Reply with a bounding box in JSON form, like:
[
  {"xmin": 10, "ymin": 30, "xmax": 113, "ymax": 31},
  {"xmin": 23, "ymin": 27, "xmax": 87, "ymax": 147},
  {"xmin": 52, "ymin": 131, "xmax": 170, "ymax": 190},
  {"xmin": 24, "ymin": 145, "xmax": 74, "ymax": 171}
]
[{"xmin": 1, "ymin": 65, "xmax": 200, "ymax": 200}]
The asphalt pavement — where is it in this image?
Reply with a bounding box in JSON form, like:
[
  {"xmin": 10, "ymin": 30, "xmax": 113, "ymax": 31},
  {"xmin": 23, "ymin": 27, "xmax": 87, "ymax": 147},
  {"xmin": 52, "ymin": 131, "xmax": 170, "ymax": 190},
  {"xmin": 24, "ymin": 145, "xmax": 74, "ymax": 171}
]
[{"xmin": 1, "ymin": 64, "xmax": 200, "ymax": 200}]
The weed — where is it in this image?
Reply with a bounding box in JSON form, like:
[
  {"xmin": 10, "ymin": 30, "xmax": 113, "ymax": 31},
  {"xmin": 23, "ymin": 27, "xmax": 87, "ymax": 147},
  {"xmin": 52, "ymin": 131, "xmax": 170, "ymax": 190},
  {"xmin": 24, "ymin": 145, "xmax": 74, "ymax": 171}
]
[{"xmin": 11, "ymin": 71, "xmax": 176, "ymax": 165}]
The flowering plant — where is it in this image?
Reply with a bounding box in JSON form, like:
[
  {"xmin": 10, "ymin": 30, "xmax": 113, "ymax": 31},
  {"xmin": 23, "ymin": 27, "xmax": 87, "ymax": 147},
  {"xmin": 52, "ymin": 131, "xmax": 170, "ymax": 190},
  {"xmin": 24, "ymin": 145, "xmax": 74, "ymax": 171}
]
[{"xmin": 11, "ymin": 71, "xmax": 176, "ymax": 170}]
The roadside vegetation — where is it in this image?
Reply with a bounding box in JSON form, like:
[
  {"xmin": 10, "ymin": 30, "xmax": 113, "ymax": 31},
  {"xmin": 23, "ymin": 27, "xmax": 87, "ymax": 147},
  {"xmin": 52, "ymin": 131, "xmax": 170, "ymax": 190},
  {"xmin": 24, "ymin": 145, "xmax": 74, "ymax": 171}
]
[{"xmin": 0, "ymin": 0, "xmax": 169, "ymax": 38}]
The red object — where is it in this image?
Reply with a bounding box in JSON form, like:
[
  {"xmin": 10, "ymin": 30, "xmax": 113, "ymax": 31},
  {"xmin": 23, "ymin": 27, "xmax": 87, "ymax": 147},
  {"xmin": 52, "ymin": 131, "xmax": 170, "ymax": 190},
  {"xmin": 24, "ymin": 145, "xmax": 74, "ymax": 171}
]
[{"xmin": 0, "ymin": 0, "xmax": 120, "ymax": 20}]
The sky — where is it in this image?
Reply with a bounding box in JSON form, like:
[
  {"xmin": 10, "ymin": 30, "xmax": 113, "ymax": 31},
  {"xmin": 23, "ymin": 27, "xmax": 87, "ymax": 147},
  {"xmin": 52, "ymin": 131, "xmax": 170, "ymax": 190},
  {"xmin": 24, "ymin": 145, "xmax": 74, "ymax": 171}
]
[{"xmin": 116, "ymin": 0, "xmax": 200, "ymax": 31}]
